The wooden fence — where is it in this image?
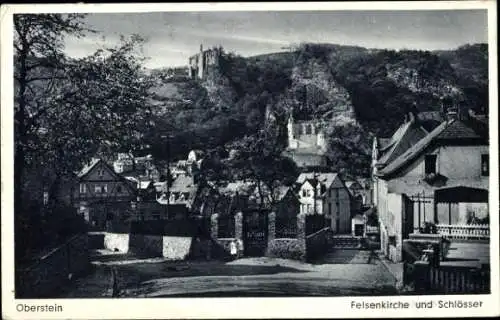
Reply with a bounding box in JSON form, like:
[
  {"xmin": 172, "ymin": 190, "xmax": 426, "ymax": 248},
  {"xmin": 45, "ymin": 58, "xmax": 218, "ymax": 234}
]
[{"xmin": 436, "ymin": 224, "xmax": 489, "ymax": 241}]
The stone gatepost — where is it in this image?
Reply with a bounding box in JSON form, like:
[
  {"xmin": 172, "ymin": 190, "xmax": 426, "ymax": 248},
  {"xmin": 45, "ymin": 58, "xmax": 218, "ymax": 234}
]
[
  {"xmin": 235, "ymin": 212, "xmax": 243, "ymax": 240},
  {"xmin": 235, "ymin": 212, "xmax": 244, "ymax": 257},
  {"xmin": 297, "ymin": 213, "xmax": 307, "ymax": 261},
  {"xmin": 268, "ymin": 212, "xmax": 276, "ymax": 243},
  {"xmin": 210, "ymin": 213, "xmax": 219, "ymax": 240}
]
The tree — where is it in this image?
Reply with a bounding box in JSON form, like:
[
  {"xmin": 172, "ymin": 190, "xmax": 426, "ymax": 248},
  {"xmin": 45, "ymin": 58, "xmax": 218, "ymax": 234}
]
[
  {"xmin": 14, "ymin": 14, "xmax": 154, "ymax": 258},
  {"xmin": 325, "ymin": 122, "xmax": 373, "ymax": 178},
  {"xmin": 14, "ymin": 13, "xmax": 90, "ymax": 213},
  {"xmin": 227, "ymin": 125, "xmax": 299, "ymax": 208}
]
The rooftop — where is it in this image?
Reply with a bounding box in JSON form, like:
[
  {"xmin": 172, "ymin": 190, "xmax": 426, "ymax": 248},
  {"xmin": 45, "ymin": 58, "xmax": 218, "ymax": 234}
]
[
  {"xmin": 377, "ymin": 120, "xmax": 428, "ymax": 167},
  {"xmin": 378, "ymin": 118, "xmax": 488, "ymax": 178},
  {"xmin": 297, "ymin": 172, "xmax": 340, "ymax": 190}
]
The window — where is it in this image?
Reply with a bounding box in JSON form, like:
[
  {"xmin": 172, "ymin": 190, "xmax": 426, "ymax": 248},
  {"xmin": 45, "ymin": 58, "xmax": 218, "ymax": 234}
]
[
  {"xmin": 328, "ymin": 202, "xmax": 332, "ymax": 216},
  {"xmin": 94, "ymin": 185, "xmax": 107, "ymax": 193},
  {"xmin": 481, "ymin": 154, "xmax": 489, "ymax": 176},
  {"xmin": 98, "ymin": 169, "xmax": 104, "ymax": 177},
  {"xmin": 117, "ymin": 185, "xmax": 122, "ymax": 193},
  {"xmin": 79, "ymin": 183, "xmax": 86, "ymax": 194},
  {"xmin": 307, "ymin": 204, "xmax": 312, "ymax": 213},
  {"xmin": 305, "ymin": 124, "xmax": 312, "ymax": 134},
  {"xmin": 425, "ymin": 154, "xmax": 437, "ymax": 174}
]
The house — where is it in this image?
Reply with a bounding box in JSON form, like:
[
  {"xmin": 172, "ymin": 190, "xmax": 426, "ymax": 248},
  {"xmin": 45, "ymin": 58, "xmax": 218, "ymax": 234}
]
[
  {"xmin": 74, "ymin": 158, "xmax": 137, "ymax": 229},
  {"xmin": 113, "ymin": 153, "xmax": 134, "ymax": 174},
  {"xmin": 113, "ymin": 153, "xmax": 157, "ymax": 180},
  {"xmin": 373, "ymin": 111, "xmax": 489, "ymax": 262},
  {"xmin": 296, "ymin": 172, "xmax": 352, "ymax": 234},
  {"xmin": 246, "ymin": 184, "xmax": 301, "ymax": 218},
  {"xmin": 187, "ymin": 149, "xmax": 206, "ymax": 163},
  {"xmin": 157, "ymin": 173, "xmax": 218, "ymax": 218},
  {"xmin": 345, "ymin": 180, "xmax": 365, "ymax": 213}
]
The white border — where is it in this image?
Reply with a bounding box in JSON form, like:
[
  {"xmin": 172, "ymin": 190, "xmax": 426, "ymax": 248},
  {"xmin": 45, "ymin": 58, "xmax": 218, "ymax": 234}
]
[{"xmin": 1, "ymin": 2, "xmax": 498, "ymax": 319}]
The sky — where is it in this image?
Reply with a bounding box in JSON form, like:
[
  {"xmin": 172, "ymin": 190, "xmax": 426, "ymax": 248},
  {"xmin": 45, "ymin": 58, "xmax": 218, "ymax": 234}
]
[{"xmin": 63, "ymin": 10, "xmax": 488, "ymax": 69}]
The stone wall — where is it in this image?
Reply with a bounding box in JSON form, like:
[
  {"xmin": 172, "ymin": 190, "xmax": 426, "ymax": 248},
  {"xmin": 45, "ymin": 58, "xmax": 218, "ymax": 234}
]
[
  {"xmin": 162, "ymin": 236, "xmax": 193, "ymax": 260},
  {"xmin": 104, "ymin": 232, "xmax": 129, "ymax": 253},
  {"xmin": 209, "ymin": 212, "xmax": 244, "ymax": 259},
  {"xmin": 129, "ymin": 234, "xmax": 163, "ymax": 257},
  {"xmin": 266, "ymin": 213, "xmax": 307, "ymax": 261},
  {"xmin": 16, "ymin": 234, "xmax": 90, "ymax": 298},
  {"xmin": 267, "ymin": 238, "xmax": 306, "ymax": 261}
]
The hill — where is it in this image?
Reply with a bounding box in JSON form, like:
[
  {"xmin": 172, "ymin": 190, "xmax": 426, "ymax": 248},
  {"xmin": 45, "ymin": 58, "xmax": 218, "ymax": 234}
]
[{"xmin": 144, "ymin": 42, "xmax": 488, "ymax": 176}]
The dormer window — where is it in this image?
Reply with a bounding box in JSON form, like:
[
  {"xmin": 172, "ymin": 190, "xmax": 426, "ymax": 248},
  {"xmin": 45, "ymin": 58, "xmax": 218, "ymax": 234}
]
[
  {"xmin": 424, "ymin": 154, "xmax": 437, "ymax": 175},
  {"xmin": 481, "ymin": 154, "xmax": 489, "ymax": 176}
]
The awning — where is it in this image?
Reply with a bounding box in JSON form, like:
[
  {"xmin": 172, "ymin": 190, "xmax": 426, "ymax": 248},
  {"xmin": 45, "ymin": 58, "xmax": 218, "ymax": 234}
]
[{"xmin": 434, "ymin": 186, "xmax": 488, "ymax": 203}]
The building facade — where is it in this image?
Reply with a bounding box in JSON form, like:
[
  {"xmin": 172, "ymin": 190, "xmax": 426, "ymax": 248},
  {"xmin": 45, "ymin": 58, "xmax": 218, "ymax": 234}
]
[
  {"xmin": 373, "ymin": 113, "xmax": 489, "ymax": 262},
  {"xmin": 74, "ymin": 158, "xmax": 137, "ymax": 229},
  {"xmin": 285, "ymin": 114, "xmax": 329, "ymax": 168}
]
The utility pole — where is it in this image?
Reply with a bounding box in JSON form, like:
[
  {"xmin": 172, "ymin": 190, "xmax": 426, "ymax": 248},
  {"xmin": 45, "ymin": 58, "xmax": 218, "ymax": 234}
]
[
  {"xmin": 161, "ymin": 133, "xmax": 172, "ymax": 220},
  {"xmin": 313, "ymin": 172, "xmax": 319, "ymax": 216}
]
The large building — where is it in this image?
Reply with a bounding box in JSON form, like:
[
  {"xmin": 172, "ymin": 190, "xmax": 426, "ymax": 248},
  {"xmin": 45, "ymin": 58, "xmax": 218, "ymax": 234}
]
[
  {"xmin": 188, "ymin": 44, "xmax": 223, "ymax": 80},
  {"xmin": 284, "ymin": 114, "xmax": 329, "ymax": 168},
  {"xmin": 373, "ymin": 110, "xmax": 489, "ymax": 262}
]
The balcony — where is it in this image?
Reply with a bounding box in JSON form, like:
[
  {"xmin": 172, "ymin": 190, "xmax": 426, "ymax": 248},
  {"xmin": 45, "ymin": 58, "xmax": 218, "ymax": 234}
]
[{"xmin": 436, "ymin": 223, "xmax": 489, "ymax": 241}]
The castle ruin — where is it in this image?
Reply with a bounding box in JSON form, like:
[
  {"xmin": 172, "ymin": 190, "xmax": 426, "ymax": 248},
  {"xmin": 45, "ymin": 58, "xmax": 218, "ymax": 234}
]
[{"xmin": 188, "ymin": 44, "xmax": 223, "ymax": 80}]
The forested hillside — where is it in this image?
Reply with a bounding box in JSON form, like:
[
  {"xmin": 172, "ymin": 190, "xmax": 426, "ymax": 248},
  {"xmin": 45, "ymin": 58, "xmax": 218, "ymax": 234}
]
[{"xmin": 145, "ymin": 42, "xmax": 488, "ymax": 177}]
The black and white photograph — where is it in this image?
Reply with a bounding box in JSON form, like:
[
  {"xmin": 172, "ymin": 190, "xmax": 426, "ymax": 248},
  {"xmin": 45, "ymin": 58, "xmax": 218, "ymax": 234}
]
[{"xmin": 1, "ymin": 1, "xmax": 498, "ymax": 319}]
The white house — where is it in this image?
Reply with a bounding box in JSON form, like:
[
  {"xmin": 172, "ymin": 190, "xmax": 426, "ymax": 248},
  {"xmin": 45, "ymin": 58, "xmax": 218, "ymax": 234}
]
[{"xmin": 373, "ymin": 112, "xmax": 489, "ymax": 262}]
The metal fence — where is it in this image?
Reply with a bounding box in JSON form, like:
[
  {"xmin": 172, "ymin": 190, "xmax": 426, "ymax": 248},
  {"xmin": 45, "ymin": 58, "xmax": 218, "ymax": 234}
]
[
  {"xmin": 217, "ymin": 214, "xmax": 235, "ymax": 238},
  {"xmin": 306, "ymin": 214, "xmax": 327, "ymax": 235},
  {"xmin": 409, "ymin": 262, "xmax": 490, "ymax": 294},
  {"xmin": 276, "ymin": 216, "xmax": 298, "ymax": 238}
]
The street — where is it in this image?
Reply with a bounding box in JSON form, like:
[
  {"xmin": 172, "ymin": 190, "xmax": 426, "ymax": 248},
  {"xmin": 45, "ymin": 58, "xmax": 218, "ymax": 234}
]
[{"xmin": 62, "ymin": 249, "xmax": 398, "ymax": 297}]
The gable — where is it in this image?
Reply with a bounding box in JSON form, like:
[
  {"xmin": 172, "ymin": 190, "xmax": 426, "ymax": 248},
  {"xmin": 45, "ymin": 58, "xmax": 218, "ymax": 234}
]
[
  {"xmin": 300, "ymin": 180, "xmax": 315, "ymax": 190},
  {"xmin": 80, "ymin": 160, "xmax": 119, "ymax": 182},
  {"xmin": 330, "ymin": 175, "xmax": 346, "ymax": 189}
]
